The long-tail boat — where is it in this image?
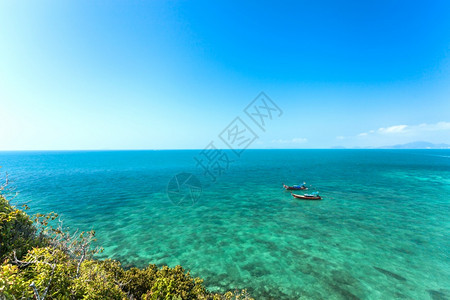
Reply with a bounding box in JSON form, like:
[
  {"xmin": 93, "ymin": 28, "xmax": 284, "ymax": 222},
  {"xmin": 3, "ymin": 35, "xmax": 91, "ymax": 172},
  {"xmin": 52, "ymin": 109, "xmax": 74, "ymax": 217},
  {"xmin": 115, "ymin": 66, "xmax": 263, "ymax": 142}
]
[
  {"xmin": 283, "ymin": 183, "xmax": 307, "ymax": 190},
  {"xmin": 291, "ymin": 192, "xmax": 321, "ymax": 200}
]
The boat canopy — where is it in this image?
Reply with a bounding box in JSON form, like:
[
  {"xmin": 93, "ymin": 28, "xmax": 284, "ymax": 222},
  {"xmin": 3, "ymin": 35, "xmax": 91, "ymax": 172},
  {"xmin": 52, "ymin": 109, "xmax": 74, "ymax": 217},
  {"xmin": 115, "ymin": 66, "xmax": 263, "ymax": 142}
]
[{"xmin": 304, "ymin": 192, "xmax": 319, "ymax": 196}]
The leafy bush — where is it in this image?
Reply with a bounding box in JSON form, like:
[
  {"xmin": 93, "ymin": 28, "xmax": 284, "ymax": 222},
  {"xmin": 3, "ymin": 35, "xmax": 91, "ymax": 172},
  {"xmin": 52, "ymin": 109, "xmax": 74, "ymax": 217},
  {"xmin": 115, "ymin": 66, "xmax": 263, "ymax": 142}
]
[
  {"xmin": 71, "ymin": 259, "xmax": 127, "ymax": 299},
  {"xmin": 0, "ymin": 195, "xmax": 44, "ymax": 262},
  {"xmin": 0, "ymin": 264, "xmax": 29, "ymax": 299},
  {"xmin": 121, "ymin": 264, "xmax": 158, "ymax": 298},
  {"xmin": 141, "ymin": 265, "xmax": 207, "ymax": 300},
  {"xmin": 3, "ymin": 247, "xmax": 74, "ymax": 299}
]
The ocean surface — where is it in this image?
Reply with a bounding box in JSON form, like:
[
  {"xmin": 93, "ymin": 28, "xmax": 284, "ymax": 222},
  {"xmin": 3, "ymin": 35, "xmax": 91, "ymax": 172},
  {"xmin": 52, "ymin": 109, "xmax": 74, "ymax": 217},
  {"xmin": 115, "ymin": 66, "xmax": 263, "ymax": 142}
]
[{"xmin": 1, "ymin": 150, "xmax": 449, "ymax": 299}]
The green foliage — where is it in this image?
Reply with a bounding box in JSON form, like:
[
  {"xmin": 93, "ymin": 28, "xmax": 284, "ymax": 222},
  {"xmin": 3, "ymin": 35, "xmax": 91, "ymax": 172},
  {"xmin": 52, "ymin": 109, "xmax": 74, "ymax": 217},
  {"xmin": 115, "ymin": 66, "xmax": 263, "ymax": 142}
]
[
  {"xmin": 0, "ymin": 195, "xmax": 45, "ymax": 262},
  {"xmin": 12, "ymin": 247, "xmax": 74, "ymax": 299},
  {"xmin": 71, "ymin": 259, "xmax": 127, "ymax": 299},
  {"xmin": 0, "ymin": 264, "xmax": 29, "ymax": 299},
  {"xmin": 121, "ymin": 264, "xmax": 158, "ymax": 298},
  {"xmin": 141, "ymin": 265, "xmax": 207, "ymax": 300}
]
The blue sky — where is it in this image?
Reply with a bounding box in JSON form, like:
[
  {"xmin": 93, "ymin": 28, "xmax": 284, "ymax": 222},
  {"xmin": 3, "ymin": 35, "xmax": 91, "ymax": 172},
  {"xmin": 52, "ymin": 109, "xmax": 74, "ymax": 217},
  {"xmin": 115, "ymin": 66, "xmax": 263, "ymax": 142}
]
[{"xmin": 0, "ymin": 0, "xmax": 449, "ymax": 150}]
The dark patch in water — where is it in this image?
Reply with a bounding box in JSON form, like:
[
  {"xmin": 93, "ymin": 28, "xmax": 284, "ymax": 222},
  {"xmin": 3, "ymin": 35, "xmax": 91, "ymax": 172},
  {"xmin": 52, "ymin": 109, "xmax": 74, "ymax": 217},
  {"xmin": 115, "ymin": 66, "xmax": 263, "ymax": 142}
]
[
  {"xmin": 329, "ymin": 283, "xmax": 361, "ymax": 300},
  {"xmin": 331, "ymin": 269, "xmax": 358, "ymax": 285},
  {"xmin": 373, "ymin": 266, "xmax": 406, "ymax": 281},
  {"xmin": 240, "ymin": 262, "xmax": 266, "ymax": 278},
  {"xmin": 254, "ymin": 238, "xmax": 278, "ymax": 251},
  {"xmin": 428, "ymin": 289, "xmax": 449, "ymax": 300},
  {"xmin": 394, "ymin": 247, "xmax": 413, "ymax": 255},
  {"xmin": 257, "ymin": 286, "xmax": 290, "ymax": 300},
  {"xmin": 320, "ymin": 271, "xmax": 361, "ymax": 300}
]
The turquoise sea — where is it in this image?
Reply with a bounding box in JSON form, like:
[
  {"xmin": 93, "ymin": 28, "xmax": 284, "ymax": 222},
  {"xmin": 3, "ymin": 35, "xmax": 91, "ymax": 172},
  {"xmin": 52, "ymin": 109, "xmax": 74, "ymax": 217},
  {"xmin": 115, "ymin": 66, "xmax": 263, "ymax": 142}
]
[{"xmin": 1, "ymin": 150, "xmax": 449, "ymax": 299}]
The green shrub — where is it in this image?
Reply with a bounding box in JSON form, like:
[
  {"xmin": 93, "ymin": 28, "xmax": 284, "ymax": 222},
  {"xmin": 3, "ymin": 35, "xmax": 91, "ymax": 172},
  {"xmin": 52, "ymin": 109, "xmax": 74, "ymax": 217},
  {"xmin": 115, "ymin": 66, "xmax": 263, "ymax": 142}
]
[
  {"xmin": 71, "ymin": 259, "xmax": 127, "ymax": 299},
  {"xmin": 142, "ymin": 265, "xmax": 207, "ymax": 300},
  {"xmin": 0, "ymin": 264, "xmax": 29, "ymax": 299},
  {"xmin": 0, "ymin": 247, "xmax": 74, "ymax": 299},
  {"xmin": 121, "ymin": 264, "xmax": 158, "ymax": 298},
  {"xmin": 0, "ymin": 195, "xmax": 45, "ymax": 262}
]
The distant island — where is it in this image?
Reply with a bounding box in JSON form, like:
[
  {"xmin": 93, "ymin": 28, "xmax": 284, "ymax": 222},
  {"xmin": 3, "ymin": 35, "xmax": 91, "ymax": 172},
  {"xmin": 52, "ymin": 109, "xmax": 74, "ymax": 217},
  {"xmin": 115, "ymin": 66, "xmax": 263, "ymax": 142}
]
[
  {"xmin": 332, "ymin": 141, "xmax": 450, "ymax": 149},
  {"xmin": 377, "ymin": 141, "xmax": 450, "ymax": 149}
]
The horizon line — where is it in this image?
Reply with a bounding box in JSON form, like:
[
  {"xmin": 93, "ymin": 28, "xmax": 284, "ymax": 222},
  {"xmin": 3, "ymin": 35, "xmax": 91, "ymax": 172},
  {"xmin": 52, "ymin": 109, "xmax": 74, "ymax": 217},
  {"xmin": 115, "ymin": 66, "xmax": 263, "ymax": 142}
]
[{"xmin": 1, "ymin": 148, "xmax": 449, "ymax": 152}]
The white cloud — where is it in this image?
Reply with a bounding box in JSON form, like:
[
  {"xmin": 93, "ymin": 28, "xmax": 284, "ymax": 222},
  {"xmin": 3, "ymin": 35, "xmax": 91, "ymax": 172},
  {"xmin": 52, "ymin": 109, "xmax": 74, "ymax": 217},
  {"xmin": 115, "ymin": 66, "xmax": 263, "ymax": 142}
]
[
  {"xmin": 271, "ymin": 137, "xmax": 307, "ymax": 144},
  {"xmin": 292, "ymin": 138, "xmax": 308, "ymax": 143},
  {"xmin": 357, "ymin": 122, "xmax": 450, "ymax": 138},
  {"xmin": 335, "ymin": 121, "xmax": 450, "ymax": 148},
  {"xmin": 417, "ymin": 121, "xmax": 450, "ymax": 131},
  {"xmin": 377, "ymin": 124, "xmax": 408, "ymax": 134}
]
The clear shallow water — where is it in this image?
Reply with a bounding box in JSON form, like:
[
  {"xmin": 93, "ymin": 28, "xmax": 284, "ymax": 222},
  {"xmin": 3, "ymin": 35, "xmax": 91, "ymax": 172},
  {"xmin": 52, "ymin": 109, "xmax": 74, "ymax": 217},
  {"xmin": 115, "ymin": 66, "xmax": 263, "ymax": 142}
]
[{"xmin": 1, "ymin": 150, "xmax": 449, "ymax": 299}]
